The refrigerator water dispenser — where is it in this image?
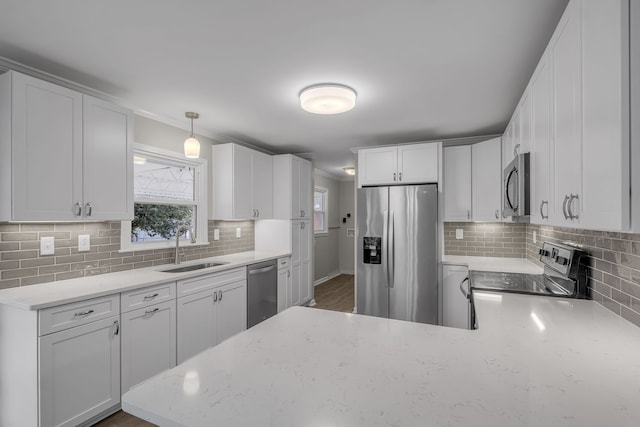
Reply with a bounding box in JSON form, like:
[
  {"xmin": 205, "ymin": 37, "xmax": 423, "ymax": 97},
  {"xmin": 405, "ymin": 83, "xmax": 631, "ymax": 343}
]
[{"xmin": 363, "ymin": 237, "xmax": 381, "ymax": 264}]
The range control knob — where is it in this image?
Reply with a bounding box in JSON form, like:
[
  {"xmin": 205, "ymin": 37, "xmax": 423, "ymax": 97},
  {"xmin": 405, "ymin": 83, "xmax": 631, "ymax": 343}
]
[
  {"xmin": 538, "ymin": 249, "xmax": 550, "ymax": 257},
  {"xmin": 555, "ymin": 256, "xmax": 569, "ymax": 266}
]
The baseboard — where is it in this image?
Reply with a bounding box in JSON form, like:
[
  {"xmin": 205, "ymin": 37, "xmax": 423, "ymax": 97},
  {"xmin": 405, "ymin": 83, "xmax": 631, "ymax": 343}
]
[{"xmin": 313, "ymin": 271, "xmax": 341, "ymax": 286}]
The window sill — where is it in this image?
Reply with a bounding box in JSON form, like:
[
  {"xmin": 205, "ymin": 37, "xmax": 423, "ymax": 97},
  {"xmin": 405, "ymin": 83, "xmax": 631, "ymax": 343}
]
[
  {"xmin": 119, "ymin": 241, "xmax": 210, "ymax": 253},
  {"xmin": 314, "ymin": 232, "xmax": 329, "ymax": 237}
]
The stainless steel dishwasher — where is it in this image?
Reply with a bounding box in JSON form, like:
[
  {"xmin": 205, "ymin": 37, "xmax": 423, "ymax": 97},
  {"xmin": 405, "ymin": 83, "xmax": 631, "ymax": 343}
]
[{"xmin": 247, "ymin": 260, "xmax": 278, "ymax": 328}]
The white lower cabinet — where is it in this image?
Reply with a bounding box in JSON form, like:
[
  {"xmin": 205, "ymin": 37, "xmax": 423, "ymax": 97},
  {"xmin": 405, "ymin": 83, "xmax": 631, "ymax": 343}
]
[
  {"xmin": 277, "ymin": 257, "xmax": 291, "ymax": 312},
  {"xmin": 39, "ymin": 315, "xmax": 121, "ymax": 427},
  {"xmin": 121, "ymin": 299, "xmax": 176, "ymax": 393},
  {"xmin": 177, "ymin": 273, "xmax": 247, "ymax": 364},
  {"xmin": 290, "ymin": 220, "xmax": 312, "ymax": 306},
  {"xmin": 442, "ymin": 265, "xmax": 470, "ymax": 330}
]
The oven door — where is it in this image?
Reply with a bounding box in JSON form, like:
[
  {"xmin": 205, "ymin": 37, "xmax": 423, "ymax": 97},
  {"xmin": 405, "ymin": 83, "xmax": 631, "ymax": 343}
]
[{"xmin": 502, "ymin": 153, "xmax": 530, "ymax": 218}]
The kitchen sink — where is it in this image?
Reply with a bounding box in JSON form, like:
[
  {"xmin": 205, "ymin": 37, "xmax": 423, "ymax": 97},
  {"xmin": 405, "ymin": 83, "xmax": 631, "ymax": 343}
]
[{"xmin": 160, "ymin": 262, "xmax": 228, "ymax": 273}]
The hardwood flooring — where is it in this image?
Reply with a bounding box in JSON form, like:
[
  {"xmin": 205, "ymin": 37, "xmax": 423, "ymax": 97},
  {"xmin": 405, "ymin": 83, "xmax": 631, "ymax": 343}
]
[
  {"xmin": 311, "ymin": 274, "xmax": 355, "ymax": 313},
  {"xmin": 92, "ymin": 274, "xmax": 355, "ymax": 427}
]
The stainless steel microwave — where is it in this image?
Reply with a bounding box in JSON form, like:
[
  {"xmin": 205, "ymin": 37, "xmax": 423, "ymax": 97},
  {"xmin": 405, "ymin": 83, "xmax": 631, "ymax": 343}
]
[{"xmin": 503, "ymin": 153, "xmax": 530, "ymax": 218}]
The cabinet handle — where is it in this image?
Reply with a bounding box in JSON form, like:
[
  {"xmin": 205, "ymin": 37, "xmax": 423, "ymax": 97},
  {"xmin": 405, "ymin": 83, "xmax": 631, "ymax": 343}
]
[
  {"xmin": 399, "ymin": 172, "xmax": 402, "ymax": 181},
  {"xmin": 562, "ymin": 195, "xmax": 570, "ymax": 220},
  {"xmin": 143, "ymin": 293, "xmax": 159, "ymax": 301},
  {"xmin": 214, "ymin": 291, "xmax": 218, "ymax": 302},
  {"xmin": 257, "ymin": 209, "xmax": 260, "ymax": 218},
  {"xmin": 495, "ymin": 209, "xmax": 499, "ymax": 219},
  {"xmin": 302, "ymin": 210, "xmax": 305, "ymax": 217},
  {"xmin": 393, "ymin": 172, "xmax": 396, "ymax": 182},
  {"xmin": 113, "ymin": 320, "xmax": 119, "ymax": 336},
  {"xmin": 568, "ymin": 194, "xmax": 579, "ymax": 220},
  {"xmin": 218, "ymin": 290, "xmax": 222, "ymax": 301},
  {"xmin": 513, "ymin": 143, "xmax": 520, "ymax": 158},
  {"xmin": 459, "ymin": 277, "xmax": 470, "ymax": 300},
  {"xmin": 85, "ymin": 202, "xmax": 93, "ymax": 217},
  {"xmin": 144, "ymin": 308, "xmax": 160, "ymax": 315},
  {"xmin": 540, "ymin": 200, "xmax": 548, "ymax": 220},
  {"xmin": 74, "ymin": 202, "xmax": 82, "ymax": 217},
  {"xmin": 287, "ymin": 270, "xmax": 290, "ymax": 277},
  {"xmin": 467, "ymin": 210, "xmax": 470, "ymax": 220},
  {"xmin": 74, "ymin": 309, "xmax": 94, "ymax": 317}
]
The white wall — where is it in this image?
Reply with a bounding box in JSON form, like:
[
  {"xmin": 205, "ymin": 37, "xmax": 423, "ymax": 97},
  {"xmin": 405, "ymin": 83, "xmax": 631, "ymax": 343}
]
[{"xmin": 338, "ymin": 180, "xmax": 355, "ymax": 275}]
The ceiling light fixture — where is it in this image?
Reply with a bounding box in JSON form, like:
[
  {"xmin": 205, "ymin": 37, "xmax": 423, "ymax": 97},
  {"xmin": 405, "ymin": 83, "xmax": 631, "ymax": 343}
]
[
  {"xmin": 343, "ymin": 167, "xmax": 356, "ymax": 176},
  {"xmin": 184, "ymin": 112, "xmax": 200, "ymax": 158},
  {"xmin": 299, "ymin": 84, "xmax": 357, "ymax": 115},
  {"xmin": 133, "ymin": 156, "xmax": 147, "ymax": 165}
]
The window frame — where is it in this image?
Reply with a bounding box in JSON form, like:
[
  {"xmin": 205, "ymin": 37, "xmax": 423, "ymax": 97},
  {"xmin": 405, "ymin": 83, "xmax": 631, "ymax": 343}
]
[
  {"xmin": 313, "ymin": 186, "xmax": 329, "ymax": 235},
  {"xmin": 120, "ymin": 143, "xmax": 209, "ymax": 252}
]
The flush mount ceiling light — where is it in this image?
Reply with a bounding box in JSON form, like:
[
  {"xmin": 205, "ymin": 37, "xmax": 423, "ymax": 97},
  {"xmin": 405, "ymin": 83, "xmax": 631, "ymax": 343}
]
[
  {"xmin": 184, "ymin": 112, "xmax": 200, "ymax": 158},
  {"xmin": 343, "ymin": 167, "xmax": 356, "ymax": 176},
  {"xmin": 299, "ymin": 84, "xmax": 357, "ymax": 114}
]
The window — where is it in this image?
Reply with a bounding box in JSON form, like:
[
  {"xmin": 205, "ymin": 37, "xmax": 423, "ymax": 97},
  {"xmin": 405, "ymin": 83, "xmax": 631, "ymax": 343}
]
[
  {"xmin": 120, "ymin": 144, "xmax": 208, "ymax": 251},
  {"xmin": 314, "ymin": 187, "xmax": 328, "ymax": 234}
]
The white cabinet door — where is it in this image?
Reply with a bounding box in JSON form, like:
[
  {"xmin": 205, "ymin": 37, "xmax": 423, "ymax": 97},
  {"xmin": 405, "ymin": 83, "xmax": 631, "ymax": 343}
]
[
  {"xmin": 121, "ymin": 300, "xmax": 176, "ymax": 393},
  {"xmin": 214, "ymin": 280, "xmax": 247, "ymax": 345},
  {"xmin": 290, "ymin": 221, "xmax": 302, "ymax": 306},
  {"xmin": 233, "ymin": 145, "xmax": 254, "ymax": 219},
  {"xmin": 39, "ymin": 316, "xmax": 120, "ymax": 427},
  {"xmin": 82, "ymin": 95, "xmax": 133, "ymax": 221},
  {"xmin": 398, "ymin": 143, "xmax": 438, "ymax": 184},
  {"xmin": 442, "ymin": 265, "xmax": 470, "ymax": 329},
  {"xmin": 298, "ymin": 158, "xmax": 313, "ymax": 219},
  {"xmin": 443, "ymin": 146, "xmax": 472, "ymax": 221},
  {"xmin": 551, "ymin": 0, "xmax": 582, "ymax": 225},
  {"xmin": 581, "ymin": 0, "xmax": 628, "ymax": 231},
  {"xmin": 357, "ymin": 146, "xmax": 398, "ymax": 186},
  {"xmin": 277, "ymin": 267, "xmax": 289, "ymax": 312},
  {"xmin": 472, "ymin": 138, "xmax": 502, "ymax": 221},
  {"xmin": 502, "ymin": 121, "xmax": 514, "ymax": 170},
  {"xmin": 10, "ymin": 72, "xmax": 83, "ymax": 221},
  {"xmin": 530, "ymin": 52, "xmax": 553, "ymax": 224},
  {"xmin": 253, "ymin": 151, "xmax": 273, "ymax": 219},
  {"xmin": 518, "ymin": 91, "xmax": 531, "ymax": 155},
  {"xmin": 299, "ymin": 220, "xmax": 312, "ymax": 304},
  {"xmin": 177, "ymin": 289, "xmax": 215, "ymax": 364}
]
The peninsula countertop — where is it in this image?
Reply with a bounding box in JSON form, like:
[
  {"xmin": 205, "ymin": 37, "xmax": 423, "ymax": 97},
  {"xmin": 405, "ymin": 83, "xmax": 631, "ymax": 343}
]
[
  {"xmin": 122, "ymin": 296, "xmax": 640, "ymax": 427},
  {"xmin": 0, "ymin": 250, "xmax": 289, "ymax": 310}
]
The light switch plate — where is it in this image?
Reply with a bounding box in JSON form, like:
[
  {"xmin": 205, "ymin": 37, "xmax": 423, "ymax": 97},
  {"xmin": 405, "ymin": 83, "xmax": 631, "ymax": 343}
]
[
  {"xmin": 455, "ymin": 229, "xmax": 464, "ymax": 240},
  {"xmin": 533, "ymin": 231, "xmax": 537, "ymax": 244},
  {"xmin": 236, "ymin": 228, "xmax": 241, "ymax": 238},
  {"xmin": 40, "ymin": 236, "xmax": 55, "ymax": 256},
  {"xmin": 213, "ymin": 228, "xmax": 220, "ymax": 240},
  {"xmin": 78, "ymin": 234, "xmax": 91, "ymax": 252}
]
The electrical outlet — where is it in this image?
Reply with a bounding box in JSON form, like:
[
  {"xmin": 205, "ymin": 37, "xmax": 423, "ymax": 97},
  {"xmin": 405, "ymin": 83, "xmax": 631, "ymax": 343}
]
[
  {"xmin": 213, "ymin": 228, "xmax": 220, "ymax": 240},
  {"xmin": 455, "ymin": 229, "xmax": 464, "ymax": 240},
  {"xmin": 533, "ymin": 230, "xmax": 537, "ymax": 244},
  {"xmin": 236, "ymin": 228, "xmax": 241, "ymax": 238},
  {"xmin": 78, "ymin": 234, "xmax": 91, "ymax": 252},
  {"xmin": 40, "ymin": 236, "xmax": 55, "ymax": 256}
]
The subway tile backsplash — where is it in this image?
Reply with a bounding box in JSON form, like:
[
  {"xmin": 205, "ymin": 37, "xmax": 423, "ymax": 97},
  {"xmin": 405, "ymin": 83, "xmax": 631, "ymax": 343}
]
[
  {"xmin": 0, "ymin": 220, "xmax": 254, "ymax": 290},
  {"xmin": 444, "ymin": 222, "xmax": 527, "ymax": 258}
]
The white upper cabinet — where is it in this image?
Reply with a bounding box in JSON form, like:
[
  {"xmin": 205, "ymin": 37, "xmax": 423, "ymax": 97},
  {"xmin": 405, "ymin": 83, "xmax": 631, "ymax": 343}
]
[
  {"xmin": 213, "ymin": 143, "xmax": 273, "ymax": 220},
  {"xmin": 443, "ymin": 145, "xmax": 472, "ymax": 221},
  {"xmin": 502, "ymin": 121, "xmax": 515, "ymax": 170},
  {"xmin": 530, "ymin": 51, "xmax": 553, "ymax": 225},
  {"xmin": 472, "ymin": 138, "xmax": 502, "ymax": 222},
  {"xmin": 518, "ymin": 91, "xmax": 532, "ymax": 156},
  {"xmin": 550, "ymin": 0, "xmax": 582, "ymax": 226},
  {"xmin": 358, "ymin": 143, "xmax": 438, "ymax": 187},
  {"xmin": 272, "ymin": 154, "xmax": 313, "ymax": 220},
  {"xmin": 0, "ymin": 71, "xmax": 133, "ymax": 221}
]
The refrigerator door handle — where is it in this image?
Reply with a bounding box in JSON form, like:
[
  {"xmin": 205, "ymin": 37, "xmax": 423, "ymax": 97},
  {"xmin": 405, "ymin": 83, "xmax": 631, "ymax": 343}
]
[
  {"xmin": 388, "ymin": 211, "xmax": 395, "ymax": 288},
  {"xmin": 382, "ymin": 210, "xmax": 389, "ymax": 287}
]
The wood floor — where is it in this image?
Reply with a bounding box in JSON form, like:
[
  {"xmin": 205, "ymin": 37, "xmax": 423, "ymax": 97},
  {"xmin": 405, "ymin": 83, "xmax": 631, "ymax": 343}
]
[{"xmin": 93, "ymin": 274, "xmax": 355, "ymax": 427}]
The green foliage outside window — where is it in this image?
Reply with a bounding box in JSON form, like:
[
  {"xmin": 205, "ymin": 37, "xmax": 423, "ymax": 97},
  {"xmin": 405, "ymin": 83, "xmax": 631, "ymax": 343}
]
[{"xmin": 132, "ymin": 204, "xmax": 193, "ymax": 240}]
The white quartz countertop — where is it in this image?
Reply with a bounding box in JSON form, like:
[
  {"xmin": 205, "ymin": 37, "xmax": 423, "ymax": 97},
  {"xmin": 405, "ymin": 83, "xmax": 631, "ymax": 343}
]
[
  {"xmin": 442, "ymin": 255, "xmax": 544, "ymax": 274},
  {"xmin": 0, "ymin": 250, "xmax": 289, "ymax": 310},
  {"xmin": 123, "ymin": 297, "xmax": 640, "ymax": 427}
]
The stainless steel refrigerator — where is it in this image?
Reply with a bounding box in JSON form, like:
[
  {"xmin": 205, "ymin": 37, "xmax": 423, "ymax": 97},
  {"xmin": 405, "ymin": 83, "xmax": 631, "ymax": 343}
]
[{"xmin": 357, "ymin": 184, "xmax": 438, "ymax": 324}]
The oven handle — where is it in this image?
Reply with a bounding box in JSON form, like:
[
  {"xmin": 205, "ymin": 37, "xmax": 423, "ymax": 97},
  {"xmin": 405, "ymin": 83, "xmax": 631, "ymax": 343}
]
[{"xmin": 459, "ymin": 277, "xmax": 470, "ymax": 300}]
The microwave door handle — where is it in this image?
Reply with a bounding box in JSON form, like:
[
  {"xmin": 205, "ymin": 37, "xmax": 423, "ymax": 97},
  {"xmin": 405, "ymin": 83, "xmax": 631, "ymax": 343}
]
[{"xmin": 505, "ymin": 168, "xmax": 518, "ymax": 210}]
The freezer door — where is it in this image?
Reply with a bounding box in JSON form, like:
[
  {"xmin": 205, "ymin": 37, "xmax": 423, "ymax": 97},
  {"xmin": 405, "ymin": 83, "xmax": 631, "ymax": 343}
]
[
  {"xmin": 389, "ymin": 185, "xmax": 438, "ymax": 324},
  {"xmin": 356, "ymin": 187, "xmax": 389, "ymax": 319}
]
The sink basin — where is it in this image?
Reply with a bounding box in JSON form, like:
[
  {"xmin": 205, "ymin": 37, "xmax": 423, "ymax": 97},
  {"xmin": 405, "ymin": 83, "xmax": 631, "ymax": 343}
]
[{"xmin": 161, "ymin": 262, "xmax": 227, "ymax": 273}]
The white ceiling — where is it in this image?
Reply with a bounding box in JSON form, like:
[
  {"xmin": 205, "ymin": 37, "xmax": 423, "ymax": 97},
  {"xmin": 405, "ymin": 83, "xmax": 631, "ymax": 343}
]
[{"xmin": 0, "ymin": 0, "xmax": 568, "ymax": 177}]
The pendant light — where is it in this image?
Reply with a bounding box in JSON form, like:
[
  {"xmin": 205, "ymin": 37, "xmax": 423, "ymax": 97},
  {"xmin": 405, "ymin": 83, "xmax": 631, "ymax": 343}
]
[{"xmin": 184, "ymin": 112, "xmax": 200, "ymax": 158}]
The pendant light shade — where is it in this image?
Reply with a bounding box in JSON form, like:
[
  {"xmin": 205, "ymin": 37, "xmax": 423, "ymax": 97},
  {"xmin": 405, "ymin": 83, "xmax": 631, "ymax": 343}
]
[
  {"xmin": 299, "ymin": 84, "xmax": 357, "ymax": 114},
  {"xmin": 184, "ymin": 112, "xmax": 200, "ymax": 158}
]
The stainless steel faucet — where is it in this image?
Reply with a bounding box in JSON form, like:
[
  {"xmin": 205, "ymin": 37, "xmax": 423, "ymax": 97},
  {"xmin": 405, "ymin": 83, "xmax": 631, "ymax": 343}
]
[{"xmin": 175, "ymin": 225, "xmax": 196, "ymax": 265}]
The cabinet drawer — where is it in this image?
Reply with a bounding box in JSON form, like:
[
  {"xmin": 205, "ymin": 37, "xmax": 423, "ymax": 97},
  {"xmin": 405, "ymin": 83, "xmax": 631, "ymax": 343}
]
[
  {"xmin": 177, "ymin": 267, "xmax": 246, "ymax": 297},
  {"xmin": 277, "ymin": 257, "xmax": 290, "ymax": 269},
  {"xmin": 39, "ymin": 294, "xmax": 120, "ymax": 336},
  {"xmin": 121, "ymin": 282, "xmax": 176, "ymax": 313}
]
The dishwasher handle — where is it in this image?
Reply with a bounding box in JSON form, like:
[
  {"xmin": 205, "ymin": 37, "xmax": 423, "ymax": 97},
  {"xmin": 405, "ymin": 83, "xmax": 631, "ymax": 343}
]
[{"xmin": 249, "ymin": 265, "xmax": 276, "ymax": 275}]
